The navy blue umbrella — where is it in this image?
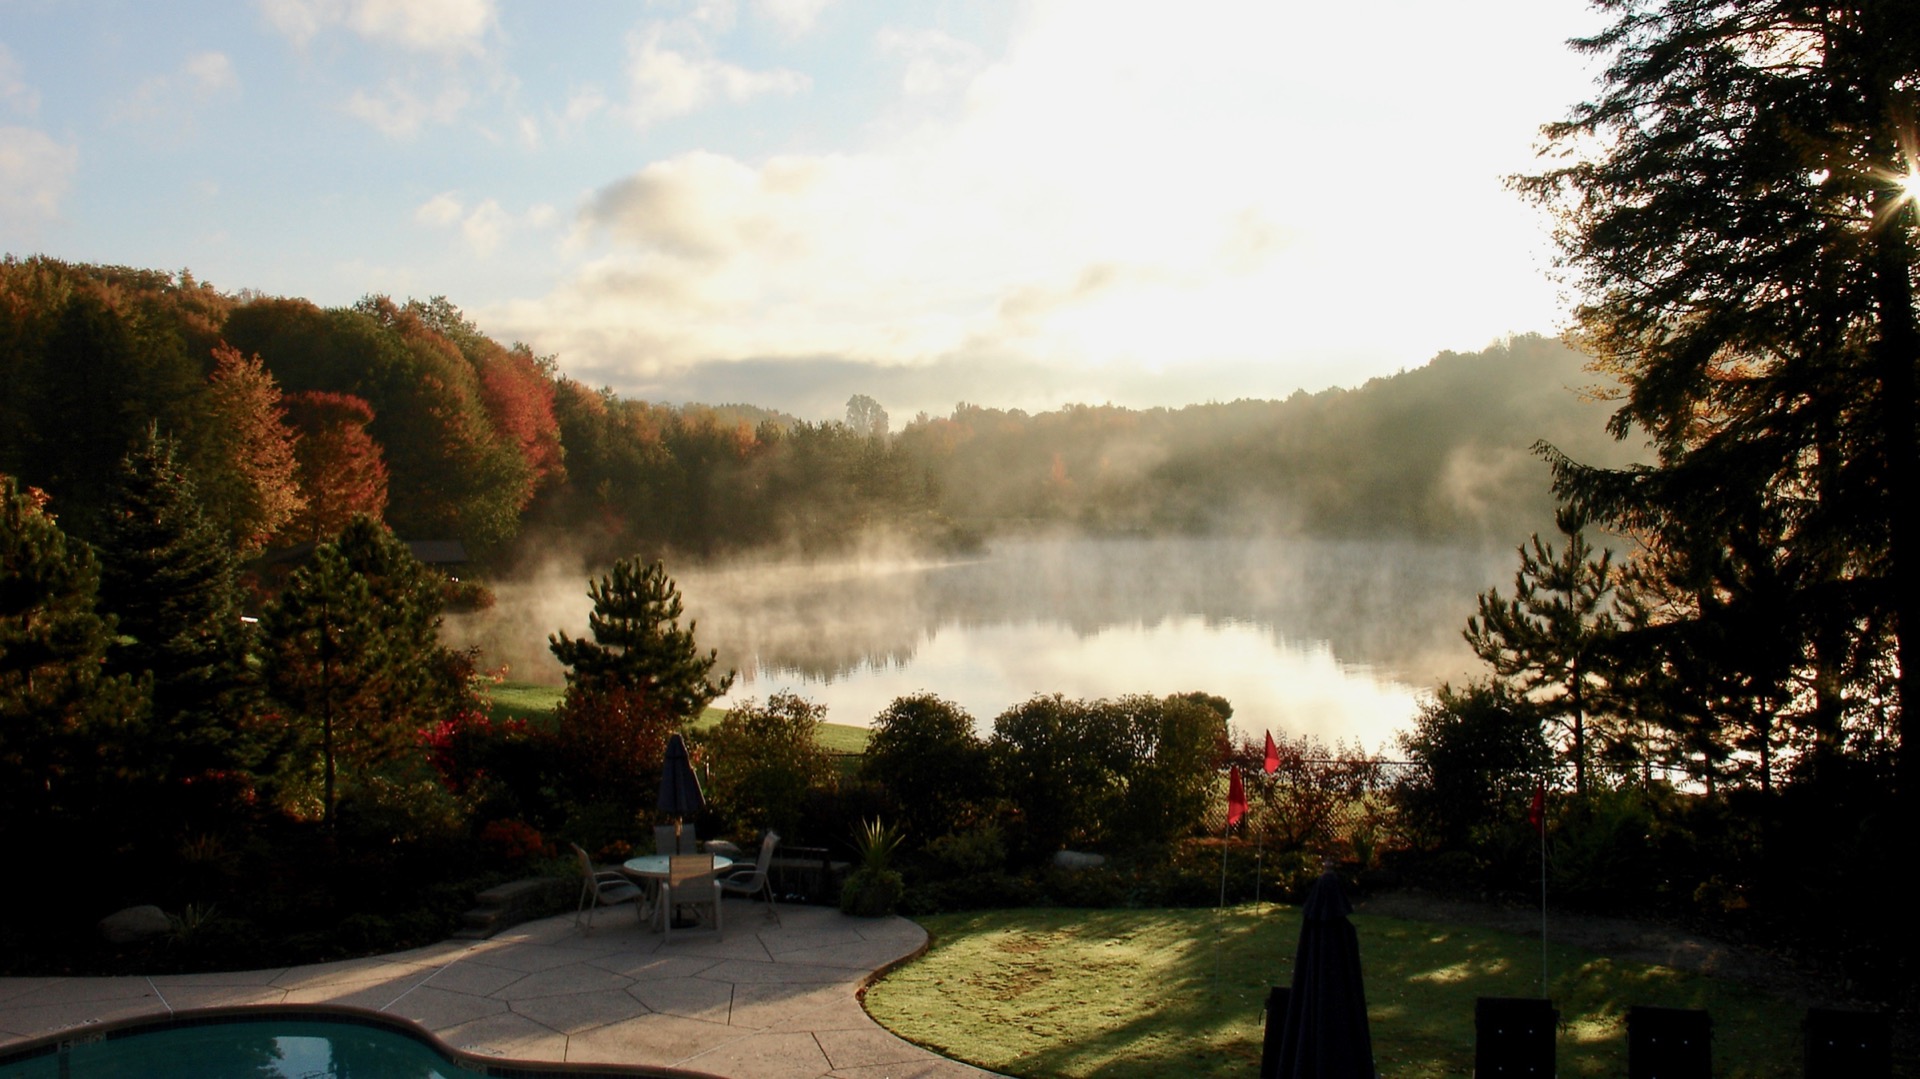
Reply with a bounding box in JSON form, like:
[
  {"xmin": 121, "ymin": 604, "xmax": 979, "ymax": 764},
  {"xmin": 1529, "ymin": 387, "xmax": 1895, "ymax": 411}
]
[
  {"xmin": 658, "ymin": 733, "xmax": 704, "ymax": 820},
  {"xmin": 1274, "ymin": 870, "xmax": 1376, "ymax": 1079}
]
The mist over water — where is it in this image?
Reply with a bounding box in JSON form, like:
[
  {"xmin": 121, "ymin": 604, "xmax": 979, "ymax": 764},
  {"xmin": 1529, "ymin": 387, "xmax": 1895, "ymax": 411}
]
[{"xmin": 444, "ymin": 535, "xmax": 1513, "ymax": 753}]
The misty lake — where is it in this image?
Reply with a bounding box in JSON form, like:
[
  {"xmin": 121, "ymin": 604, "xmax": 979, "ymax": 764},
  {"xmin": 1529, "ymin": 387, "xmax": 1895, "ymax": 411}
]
[{"xmin": 446, "ymin": 535, "xmax": 1515, "ymax": 753}]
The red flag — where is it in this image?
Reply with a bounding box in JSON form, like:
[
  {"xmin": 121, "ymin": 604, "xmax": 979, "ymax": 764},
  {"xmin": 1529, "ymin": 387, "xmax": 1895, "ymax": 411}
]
[
  {"xmin": 1227, "ymin": 766, "xmax": 1247, "ymax": 828},
  {"xmin": 1263, "ymin": 730, "xmax": 1279, "ymax": 774},
  {"xmin": 1527, "ymin": 783, "xmax": 1545, "ymax": 834}
]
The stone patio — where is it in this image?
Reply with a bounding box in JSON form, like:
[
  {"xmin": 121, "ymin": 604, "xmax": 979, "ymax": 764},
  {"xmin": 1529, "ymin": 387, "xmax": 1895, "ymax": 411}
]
[{"xmin": 0, "ymin": 899, "xmax": 999, "ymax": 1078}]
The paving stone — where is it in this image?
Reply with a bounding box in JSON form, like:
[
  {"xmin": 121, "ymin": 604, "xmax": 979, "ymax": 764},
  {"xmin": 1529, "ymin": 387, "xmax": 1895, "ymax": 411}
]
[
  {"xmin": 509, "ymin": 987, "xmax": 650, "ymax": 1035},
  {"xmin": 415, "ymin": 959, "xmax": 527, "ymax": 996},
  {"xmin": 436, "ymin": 1008, "xmax": 571, "ymax": 1062},
  {"xmin": 150, "ymin": 985, "xmax": 289, "ymax": 1012},
  {"xmin": 628, "ymin": 975, "xmax": 733, "ymax": 1024},
  {"xmin": 380, "ymin": 983, "xmax": 510, "ymax": 1031},
  {"xmin": 566, "ymin": 1010, "xmax": 737, "ymax": 1067},
  {"xmin": 487, "ymin": 963, "xmax": 634, "ymax": 1001},
  {"xmin": 682, "ymin": 1030, "xmax": 833, "ymax": 1079},
  {"xmin": 729, "ymin": 982, "xmax": 856, "ymax": 1030}
]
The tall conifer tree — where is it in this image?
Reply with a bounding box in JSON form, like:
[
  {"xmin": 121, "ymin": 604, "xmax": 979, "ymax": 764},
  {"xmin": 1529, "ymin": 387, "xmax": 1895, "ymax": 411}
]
[
  {"xmin": 1517, "ymin": 0, "xmax": 1920, "ymax": 802},
  {"xmin": 95, "ymin": 430, "xmax": 267, "ymax": 802}
]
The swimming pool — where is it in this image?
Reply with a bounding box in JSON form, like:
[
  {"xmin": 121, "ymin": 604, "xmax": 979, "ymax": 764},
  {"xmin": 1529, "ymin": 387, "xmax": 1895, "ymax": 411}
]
[{"xmin": 0, "ymin": 1006, "xmax": 711, "ymax": 1078}]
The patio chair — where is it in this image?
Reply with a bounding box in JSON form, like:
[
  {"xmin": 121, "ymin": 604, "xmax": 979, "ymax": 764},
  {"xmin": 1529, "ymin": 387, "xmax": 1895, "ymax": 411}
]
[
  {"xmin": 719, "ymin": 830, "xmax": 782, "ymax": 925},
  {"xmin": 659, "ymin": 853, "xmax": 723, "ymax": 942},
  {"xmin": 571, "ymin": 843, "xmax": 643, "ymax": 934},
  {"xmin": 654, "ymin": 823, "xmax": 700, "ymax": 855}
]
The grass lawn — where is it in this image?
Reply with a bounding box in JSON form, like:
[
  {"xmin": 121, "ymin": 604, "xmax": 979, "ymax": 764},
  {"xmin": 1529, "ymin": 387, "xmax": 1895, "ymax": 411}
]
[
  {"xmin": 865, "ymin": 905, "xmax": 1820, "ymax": 1079},
  {"xmin": 482, "ymin": 680, "xmax": 872, "ymax": 753}
]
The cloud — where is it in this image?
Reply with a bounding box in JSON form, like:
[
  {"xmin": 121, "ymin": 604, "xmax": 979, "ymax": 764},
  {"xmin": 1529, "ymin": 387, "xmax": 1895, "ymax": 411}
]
[
  {"xmin": 876, "ymin": 28, "xmax": 983, "ymax": 97},
  {"xmin": 489, "ymin": 1, "xmax": 1593, "ymax": 415},
  {"xmin": 347, "ymin": 80, "xmax": 470, "ymax": 138},
  {"xmin": 256, "ymin": 0, "xmax": 495, "ymax": 55},
  {"xmin": 0, "ymin": 44, "xmax": 39, "ymax": 116},
  {"xmin": 622, "ymin": 24, "xmax": 809, "ymax": 128},
  {"xmin": 0, "ymin": 125, "xmax": 78, "ymax": 231},
  {"xmin": 416, "ymin": 191, "xmax": 550, "ymax": 256},
  {"xmin": 756, "ymin": 0, "xmax": 836, "ymax": 36},
  {"xmin": 184, "ymin": 51, "xmax": 239, "ymax": 92},
  {"xmin": 108, "ymin": 51, "xmax": 239, "ymax": 133}
]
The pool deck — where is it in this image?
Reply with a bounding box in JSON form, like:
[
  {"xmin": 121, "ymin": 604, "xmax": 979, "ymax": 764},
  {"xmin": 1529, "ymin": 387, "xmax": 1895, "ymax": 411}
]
[{"xmin": 0, "ymin": 899, "xmax": 999, "ymax": 1078}]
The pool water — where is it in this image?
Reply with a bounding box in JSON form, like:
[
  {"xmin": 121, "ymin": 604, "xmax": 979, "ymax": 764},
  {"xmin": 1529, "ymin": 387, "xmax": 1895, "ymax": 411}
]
[{"xmin": 0, "ymin": 1016, "xmax": 467, "ymax": 1078}]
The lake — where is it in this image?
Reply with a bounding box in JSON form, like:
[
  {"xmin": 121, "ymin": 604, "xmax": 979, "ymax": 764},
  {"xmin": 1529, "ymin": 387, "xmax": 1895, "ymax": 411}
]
[{"xmin": 445, "ymin": 534, "xmax": 1515, "ymax": 753}]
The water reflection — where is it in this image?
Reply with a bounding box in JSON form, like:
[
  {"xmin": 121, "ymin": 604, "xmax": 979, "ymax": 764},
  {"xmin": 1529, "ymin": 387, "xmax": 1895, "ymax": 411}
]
[{"xmin": 446, "ymin": 535, "xmax": 1511, "ymax": 752}]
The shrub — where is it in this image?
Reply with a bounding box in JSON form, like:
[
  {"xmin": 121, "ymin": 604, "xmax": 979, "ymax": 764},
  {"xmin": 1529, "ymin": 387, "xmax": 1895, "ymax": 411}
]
[
  {"xmin": 988, "ymin": 694, "xmax": 1125, "ymax": 859},
  {"xmin": 551, "ymin": 682, "xmax": 677, "ymax": 818},
  {"xmin": 701, "ymin": 692, "xmax": 837, "ymax": 838},
  {"xmin": 1099, "ymin": 694, "xmax": 1230, "ymax": 848},
  {"xmin": 1393, "ymin": 680, "xmax": 1552, "ymax": 851},
  {"xmin": 861, "ymin": 693, "xmax": 992, "ymax": 842}
]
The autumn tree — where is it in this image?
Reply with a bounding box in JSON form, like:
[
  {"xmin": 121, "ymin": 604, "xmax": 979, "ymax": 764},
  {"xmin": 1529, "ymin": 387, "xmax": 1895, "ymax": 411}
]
[
  {"xmin": 1517, "ymin": 0, "xmax": 1920, "ymax": 805},
  {"xmin": 196, "ymin": 344, "xmax": 303, "ymax": 555},
  {"xmin": 474, "ymin": 343, "xmax": 565, "ymax": 493},
  {"xmin": 281, "ymin": 391, "xmax": 389, "ymax": 543}
]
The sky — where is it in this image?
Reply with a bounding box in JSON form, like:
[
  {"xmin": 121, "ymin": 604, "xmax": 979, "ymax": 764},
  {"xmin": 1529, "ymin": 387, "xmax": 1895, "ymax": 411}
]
[{"xmin": 2, "ymin": 0, "xmax": 1608, "ymax": 422}]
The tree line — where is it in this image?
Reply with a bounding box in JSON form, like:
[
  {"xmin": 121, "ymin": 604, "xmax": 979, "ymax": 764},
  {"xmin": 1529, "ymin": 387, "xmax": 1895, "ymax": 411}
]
[{"xmin": 2, "ymin": 256, "xmax": 1623, "ymax": 568}]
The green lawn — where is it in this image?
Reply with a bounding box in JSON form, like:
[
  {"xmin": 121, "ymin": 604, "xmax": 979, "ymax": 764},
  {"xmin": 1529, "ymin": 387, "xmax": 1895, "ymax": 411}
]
[
  {"xmin": 865, "ymin": 905, "xmax": 1822, "ymax": 1079},
  {"xmin": 482, "ymin": 681, "xmax": 871, "ymax": 753}
]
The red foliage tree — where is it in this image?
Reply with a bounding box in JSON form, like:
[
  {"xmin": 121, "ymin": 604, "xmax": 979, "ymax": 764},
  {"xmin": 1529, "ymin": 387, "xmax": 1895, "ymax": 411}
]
[
  {"xmin": 280, "ymin": 391, "xmax": 389, "ymax": 543},
  {"xmin": 476, "ymin": 344, "xmax": 565, "ymax": 494}
]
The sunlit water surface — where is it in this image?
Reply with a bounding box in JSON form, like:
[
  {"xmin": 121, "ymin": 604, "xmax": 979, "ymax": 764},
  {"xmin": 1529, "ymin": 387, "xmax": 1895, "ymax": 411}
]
[{"xmin": 446, "ymin": 535, "xmax": 1514, "ymax": 753}]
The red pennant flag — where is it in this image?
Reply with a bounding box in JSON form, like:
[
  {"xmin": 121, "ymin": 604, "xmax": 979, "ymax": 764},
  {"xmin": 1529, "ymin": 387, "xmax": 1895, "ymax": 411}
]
[
  {"xmin": 1528, "ymin": 783, "xmax": 1545, "ymax": 834},
  {"xmin": 1264, "ymin": 730, "xmax": 1279, "ymax": 774},
  {"xmin": 1227, "ymin": 765, "xmax": 1247, "ymax": 828}
]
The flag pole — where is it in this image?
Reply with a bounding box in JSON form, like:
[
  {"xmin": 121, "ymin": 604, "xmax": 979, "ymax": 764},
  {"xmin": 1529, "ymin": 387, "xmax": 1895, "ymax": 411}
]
[{"xmin": 1257, "ymin": 730, "xmax": 1278, "ymax": 907}]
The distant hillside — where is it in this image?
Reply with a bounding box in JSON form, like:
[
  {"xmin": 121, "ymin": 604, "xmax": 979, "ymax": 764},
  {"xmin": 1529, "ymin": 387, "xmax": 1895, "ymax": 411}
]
[
  {"xmin": 2, "ymin": 256, "xmax": 1625, "ymax": 563},
  {"xmin": 899, "ymin": 334, "xmax": 1634, "ymax": 543}
]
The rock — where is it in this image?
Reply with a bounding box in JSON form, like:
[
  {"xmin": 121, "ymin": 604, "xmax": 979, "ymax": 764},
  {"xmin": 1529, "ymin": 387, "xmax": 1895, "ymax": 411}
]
[
  {"xmin": 1052, "ymin": 850, "xmax": 1106, "ymax": 871},
  {"xmin": 98, "ymin": 905, "xmax": 172, "ymax": 945}
]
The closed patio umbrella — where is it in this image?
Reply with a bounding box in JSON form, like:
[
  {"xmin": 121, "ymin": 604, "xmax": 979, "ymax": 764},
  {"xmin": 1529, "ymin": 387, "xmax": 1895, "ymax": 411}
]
[
  {"xmin": 658, "ymin": 732, "xmax": 704, "ymax": 834},
  {"xmin": 1273, "ymin": 869, "xmax": 1375, "ymax": 1079}
]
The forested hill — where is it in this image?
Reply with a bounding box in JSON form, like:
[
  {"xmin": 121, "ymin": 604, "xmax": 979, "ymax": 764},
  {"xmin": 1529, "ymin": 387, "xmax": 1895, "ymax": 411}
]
[{"xmin": 1, "ymin": 256, "xmax": 1627, "ymax": 564}]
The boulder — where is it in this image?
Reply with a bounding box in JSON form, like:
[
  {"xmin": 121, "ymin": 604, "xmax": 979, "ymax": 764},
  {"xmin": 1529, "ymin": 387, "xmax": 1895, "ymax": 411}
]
[
  {"xmin": 1052, "ymin": 850, "xmax": 1107, "ymax": 871},
  {"xmin": 98, "ymin": 905, "xmax": 172, "ymax": 945}
]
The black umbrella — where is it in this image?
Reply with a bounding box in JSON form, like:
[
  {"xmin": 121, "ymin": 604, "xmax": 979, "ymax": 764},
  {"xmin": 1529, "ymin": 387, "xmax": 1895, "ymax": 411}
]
[
  {"xmin": 658, "ymin": 732, "xmax": 704, "ymax": 824},
  {"xmin": 1273, "ymin": 869, "xmax": 1376, "ymax": 1079}
]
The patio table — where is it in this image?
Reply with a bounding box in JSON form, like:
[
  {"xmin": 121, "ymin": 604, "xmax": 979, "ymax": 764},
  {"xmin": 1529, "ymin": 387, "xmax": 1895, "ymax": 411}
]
[{"xmin": 621, "ymin": 854, "xmax": 734, "ymax": 931}]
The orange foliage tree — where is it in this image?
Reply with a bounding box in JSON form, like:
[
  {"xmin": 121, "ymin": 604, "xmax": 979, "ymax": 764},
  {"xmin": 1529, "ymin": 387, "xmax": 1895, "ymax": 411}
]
[{"xmin": 281, "ymin": 391, "xmax": 389, "ymax": 543}]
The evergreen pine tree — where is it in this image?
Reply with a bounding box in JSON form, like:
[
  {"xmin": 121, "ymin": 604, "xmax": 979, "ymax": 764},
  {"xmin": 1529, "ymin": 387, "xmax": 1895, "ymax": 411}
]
[
  {"xmin": 548, "ymin": 558, "xmax": 734, "ymax": 719},
  {"xmin": 263, "ymin": 515, "xmax": 461, "ymax": 825},
  {"xmin": 95, "ymin": 429, "xmax": 267, "ymax": 795},
  {"xmin": 0, "ymin": 474, "xmax": 146, "ymax": 844},
  {"xmin": 1464, "ymin": 510, "xmax": 1619, "ymax": 794}
]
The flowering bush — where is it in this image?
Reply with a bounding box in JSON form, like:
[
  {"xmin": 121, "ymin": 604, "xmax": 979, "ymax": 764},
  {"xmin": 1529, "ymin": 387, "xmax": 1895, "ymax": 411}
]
[{"xmin": 479, "ymin": 818, "xmax": 551, "ymax": 864}]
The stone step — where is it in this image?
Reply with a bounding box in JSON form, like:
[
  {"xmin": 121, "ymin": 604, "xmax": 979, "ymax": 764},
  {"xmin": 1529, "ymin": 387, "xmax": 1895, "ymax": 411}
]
[{"xmin": 451, "ymin": 877, "xmax": 564, "ymax": 940}]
